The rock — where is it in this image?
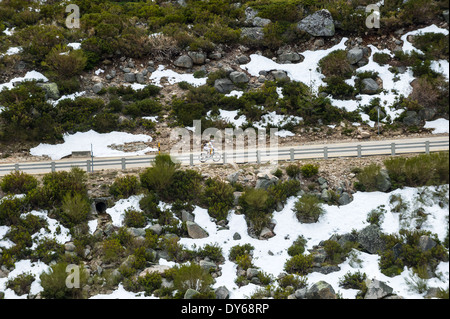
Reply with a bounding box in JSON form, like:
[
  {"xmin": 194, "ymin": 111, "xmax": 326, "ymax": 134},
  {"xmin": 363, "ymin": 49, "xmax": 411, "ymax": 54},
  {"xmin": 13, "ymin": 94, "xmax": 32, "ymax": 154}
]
[
  {"xmin": 139, "ymin": 265, "xmax": 171, "ymax": 278},
  {"xmin": 403, "ymin": 111, "xmax": 421, "ymax": 126},
  {"xmin": 65, "ymin": 242, "xmax": 76, "ymax": 252},
  {"xmin": 122, "ymin": 67, "xmax": 131, "ymax": 73},
  {"xmin": 174, "ymin": 55, "xmax": 193, "ymax": 69},
  {"xmin": 92, "ymin": 83, "xmax": 104, "ymax": 94},
  {"xmin": 136, "ymin": 73, "xmax": 146, "ymax": 84},
  {"xmin": 260, "ymin": 227, "xmax": 275, "ymax": 239},
  {"xmin": 229, "ymin": 71, "xmax": 249, "ymax": 84},
  {"xmin": 347, "ymin": 48, "xmax": 364, "ymax": 65},
  {"xmin": 186, "ymin": 221, "xmax": 209, "ymax": 239},
  {"xmin": 233, "ymin": 192, "xmax": 242, "ymax": 206},
  {"xmin": 209, "ymin": 52, "xmax": 222, "ymax": 60},
  {"xmin": 271, "ymin": 70, "xmax": 289, "ymax": 81},
  {"xmin": 236, "ymin": 55, "xmax": 250, "ymax": 64},
  {"xmin": 364, "ymin": 279, "xmax": 393, "ymax": 299},
  {"xmin": 124, "ymin": 72, "xmax": 136, "ymax": 83},
  {"xmin": 297, "ymin": 9, "xmax": 335, "ymax": 37},
  {"xmin": 200, "ymin": 260, "xmax": 217, "ymax": 272},
  {"xmin": 361, "ymin": 78, "xmax": 379, "ymax": 94},
  {"xmin": 357, "ymin": 225, "xmax": 386, "ymax": 254},
  {"xmin": 241, "ymin": 27, "xmax": 265, "ymax": 41},
  {"xmin": 126, "ymin": 227, "xmax": 146, "ymax": 237},
  {"xmin": 214, "ymin": 78, "xmax": 235, "ymax": 94},
  {"xmin": 306, "ymin": 281, "xmax": 337, "ymax": 299},
  {"xmin": 181, "ymin": 210, "xmax": 195, "ymax": 222},
  {"xmin": 418, "ymin": 108, "xmax": 436, "ymax": 121},
  {"xmin": 215, "ymin": 286, "xmax": 230, "ymax": 299},
  {"xmin": 246, "ymin": 268, "xmax": 259, "ymax": 279},
  {"xmin": 255, "ymin": 172, "xmax": 279, "ymax": 189},
  {"xmin": 321, "ymin": 189, "xmax": 330, "ymax": 202},
  {"xmin": 278, "ymin": 52, "xmax": 302, "ymax": 63},
  {"xmin": 443, "ymin": 10, "xmax": 449, "ymax": 23},
  {"xmin": 418, "ymin": 235, "xmax": 437, "ymax": 252},
  {"xmin": 338, "ymin": 192, "xmax": 352, "ymax": 206},
  {"xmin": 233, "ymin": 232, "xmax": 241, "ymax": 240},
  {"xmin": 294, "ymin": 288, "xmax": 307, "ymax": 299},
  {"xmin": 376, "ymin": 169, "xmax": 391, "ymax": 192},
  {"xmin": 253, "ymin": 17, "xmax": 271, "ymax": 27},
  {"xmin": 37, "ymin": 82, "xmax": 60, "ymax": 100},
  {"xmin": 188, "ymin": 51, "xmax": 206, "ymax": 65},
  {"xmin": 317, "ymin": 177, "xmax": 327, "ymax": 185},
  {"xmin": 184, "ymin": 288, "xmax": 200, "ymax": 299},
  {"xmin": 148, "ymin": 224, "xmax": 163, "ymax": 235},
  {"xmin": 227, "ymin": 170, "xmax": 241, "ymax": 183}
]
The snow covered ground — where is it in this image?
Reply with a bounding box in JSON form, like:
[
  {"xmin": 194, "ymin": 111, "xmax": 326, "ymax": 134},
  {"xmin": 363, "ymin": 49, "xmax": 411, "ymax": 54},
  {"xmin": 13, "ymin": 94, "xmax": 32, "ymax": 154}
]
[
  {"xmin": 30, "ymin": 130, "xmax": 157, "ymax": 160},
  {"xmin": 1, "ymin": 185, "xmax": 448, "ymax": 299}
]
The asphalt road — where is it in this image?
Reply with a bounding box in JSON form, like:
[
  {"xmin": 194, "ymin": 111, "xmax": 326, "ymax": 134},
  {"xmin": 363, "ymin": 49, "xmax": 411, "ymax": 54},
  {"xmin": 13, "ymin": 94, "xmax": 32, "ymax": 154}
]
[{"xmin": 0, "ymin": 135, "xmax": 448, "ymax": 176}]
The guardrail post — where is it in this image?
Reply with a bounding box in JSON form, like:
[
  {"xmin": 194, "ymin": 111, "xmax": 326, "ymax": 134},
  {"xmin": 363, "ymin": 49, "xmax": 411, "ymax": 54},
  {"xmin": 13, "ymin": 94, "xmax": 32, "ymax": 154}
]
[
  {"xmin": 86, "ymin": 160, "xmax": 91, "ymax": 173},
  {"xmin": 51, "ymin": 162, "xmax": 56, "ymax": 172},
  {"xmin": 290, "ymin": 148, "xmax": 295, "ymax": 162},
  {"xmin": 323, "ymin": 146, "xmax": 328, "ymax": 160},
  {"xmin": 121, "ymin": 158, "xmax": 126, "ymax": 170},
  {"xmin": 256, "ymin": 150, "xmax": 261, "ymax": 164},
  {"xmin": 190, "ymin": 153, "xmax": 194, "ymax": 166},
  {"xmin": 425, "ymin": 141, "xmax": 430, "ymax": 154},
  {"xmin": 14, "ymin": 163, "xmax": 19, "ymax": 171},
  {"xmin": 223, "ymin": 152, "xmax": 227, "ymax": 165},
  {"xmin": 391, "ymin": 143, "xmax": 396, "ymax": 156},
  {"xmin": 357, "ymin": 145, "xmax": 362, "ymax": 158}
]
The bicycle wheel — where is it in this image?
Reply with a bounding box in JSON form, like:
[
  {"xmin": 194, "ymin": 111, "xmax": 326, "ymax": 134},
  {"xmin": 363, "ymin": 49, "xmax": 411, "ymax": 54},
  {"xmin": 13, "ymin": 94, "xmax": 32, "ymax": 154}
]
[
  {"xmin": 212, "ymin": 152, "xmax": 222, "ymax": 162},
  {"xmin": 199, "ymin": 152, "xmax": 208, "ymax": 163}
]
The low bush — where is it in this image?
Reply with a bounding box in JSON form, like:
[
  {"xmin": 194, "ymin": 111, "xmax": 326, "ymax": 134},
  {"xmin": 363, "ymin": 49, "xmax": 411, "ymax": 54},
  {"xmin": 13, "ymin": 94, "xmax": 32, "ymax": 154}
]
[
  {"xmin": 172, "ymin": 263, "xmax": 214, "ymax": 295},
  {"xmin": 293, "ymin": 194, "xmax": 324, "ymax": 223},
  {"xmin": 354, "ymin": 163, "xmax": 389, "ymax": 192},
  {"xmin": 287, "ymin": 236, "xmax": 307, "ymax": 257},
  {"xmin": 140, "ymin": 154, "xmax": 180, "ymax": 198},
  {"xmin": 318, "ymin": 50, "xmax": 353, "ymax": 79},
  {"xmin": 124, "ymin": 209, "xmax": 146, "ymax": 228},
  {"xmin": 6, "ymin": 272, "xmax": 35, "ymax": 296},
  {"xmin": 40, "ymin": 262, "xmax": 88, "ymax": 299},
  {"xmin": 284, "ymin": 254, "xmax": 314, "ymax": 275},
  {"xmin": 0, "ymin": 171, "xmax": 38, "ymax": 195},
  {"xmin": 202, "ymin": 178, "xmax": 235, "ymax": 221},
  {"xmin": 300, "ymin": 163, "xmax": 319, "ymax": 178},
  {"xmin": 60, "ymin": 193, "xmax": 91, "ymax": 227},
  {"xmin": 44, "ymin": 45, "xmax": 87, "ymax": 79},
  {"xmin": 109, "ymin": 175, "xmax": 140, "ymax": 199},
  {"xmin": 286, "ymin": 164, "xmax": 301, "ymax": 178}
]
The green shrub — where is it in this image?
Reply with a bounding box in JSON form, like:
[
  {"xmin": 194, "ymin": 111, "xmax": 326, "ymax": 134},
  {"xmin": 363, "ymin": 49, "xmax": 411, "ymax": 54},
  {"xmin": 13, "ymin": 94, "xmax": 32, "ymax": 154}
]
[
  {"xmin": 286, "ymin": 164, "xmax": 301, "ymax": 178},
  {"xmin": 202, "ymin": 178, "xmax": 235, "ymax": 221},
  {"xmin": 300, "ymin": 163, "xmax": 319, "ymax": 178},
  {"xmin": 44, "ymin": 45, "xmax": 87, "ymax": 79},
  {"xmin": 384, "ymin": 152, "xmax": 449, "ymax": 189},
  {"xmin": 0, "ymin": 171, "xmax": 38, "ymax": 195},
  {"xmin": 355, "ymin": 163, "xmax": 388, "ymax": 192},
  {"xmin": 138, "ymin": 271, "xmax": 162, "ymax": 296},
  {"xmin": 373, "ymin": 52, "xmax": 391, "ymax": 66},
  {"xmin": 238, "ymin": 188, "xmax": 272, "ymax": 233},
  {"xmin": 197, "ymin": 243, "xmax": 223, "ymax": 263},
  {"xmin": 412, "ymin": 33, "xmax": 449, "ymax": 60},
  {"xmin": 6, "ymin": 272, "xmax": 35, "ymax": 296},
  {"xmin": 366, "ymin": 205, "xmax": 387, "ymax": 227},
  {"xmin": 284, "ymin": 254, "xmax": 314, "ymax": 275},
  {"xmin": 60, "ymin": 193, "xmax": 91, "ymax": 227},
  {"xmin": 140, "ymin": 154, "xmax": 180, "ymax": 197},
  {"xmin": 166, "ymin": 169, "xmax": 203, "ymax": 203},
  {"xmin": 40, "ymin": 262, "xmax": 88, "ymax": 299},
  {"xmin": 318, "ymin": 50, "xmax": 353, "ymax": 79},
  {"xmin": 293, "ymin": 194, "xmax": 324, "ymax": 223},
  {"xmin": 109, "ymin": 175, "xmax": 140, "ymax": 199},
  {"xmin": 338, "ymin": 271, "xmax": 367, "ymax": 290},
  {"xmin": 287, "ymin": 236, "xmax": 307, "ymax": 256},
  {"xmin": 173, "ymin": 263, "xmax": 214, "ymax": 295},
  {"xmin": 320, "ymin": 76, "xmax": 355, "ymax": 99},
  {"xmin": 124, "ymin": 209, "xmax": 146, "ymax": 228},
  {"xmin": 323, "ymin": 240, "xmax": 344, "ymax": 264},
  {"xmin": 102, "ymin": 238, "xmax": 124, "ymax": 263},
  {"xmin": 0, "ymin": 197, "xmax": 25, "ymax": 226},
  {"xmin": 139, "ymin": 192, "xmax": 161, "ymax": 220},
  {"xmin": 229, "ymin": 244, "xmax": 254, "ymax": 262}
]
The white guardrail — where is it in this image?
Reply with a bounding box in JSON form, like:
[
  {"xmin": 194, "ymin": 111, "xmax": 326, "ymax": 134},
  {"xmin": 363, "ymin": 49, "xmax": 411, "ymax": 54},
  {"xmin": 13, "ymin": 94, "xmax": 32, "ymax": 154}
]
[{"xmin": 0, "ymin": 139, "xmax": 448, "ymax": 176}]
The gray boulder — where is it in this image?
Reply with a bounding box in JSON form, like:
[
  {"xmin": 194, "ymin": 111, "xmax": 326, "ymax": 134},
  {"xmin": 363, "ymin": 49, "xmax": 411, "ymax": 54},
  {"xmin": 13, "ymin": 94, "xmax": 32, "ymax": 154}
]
[
  {"xmin": 174, "ymin": 55, "xmax": 193, "ymax": 69},
  {"xmin": 227, "ymin": 170, "xmax": 242, "ymax": 184},
  {"xmin": 236, "ymin": 55, "xmax": 251, "ymax": 64},
  {"xmin": 338, "ymin": 192, "xmax": 352, "ymax": 206},
  {"xmin": 184, "ymin": 288, "xmax": 200, "ymax": 299},
  {"xmin": 364, "ymin": 279, "xmax": 394, "ymax": 299},
  {"xmin": 347, "ymin": 48, "xmax": 364, "ymax": 65},
  {"xmin": 229, "ymin": 71, "xmax": 249, "ymax": 84},
  {"xmin": 306, "ymin": 281, "xmax": 337, "ymax": 299},
  {"xmin": 361, "ymin": 78, "xmax": 379, "ymax": 94},
  {"xmin": 253, "ymin": 17, "xmax": 271, "ymax": 27},
  {"xmin": 403, "ymin": 111, "xmax": 421, "ymax": 126},
  {"xmin": 92, "ymin": 83, "xmax": 104, "ymax": 94},
  {"xmin": 278, "ymin": 52, "xmax": 302, "ymax": 63},
  {"xmin": 271, "ymin": 70, "xmax": 289, "ymax": 81},
  {"xmin": 241, "ymin": 27, "xmax": 265, "ymax": 41},
  {"xmin": 255, "ymin": 172, "xmax": 279, "ymax": 189},
  {"xmin": 37, "ymin": 82, "xmax": 60, "ymax": 100},
  {"xmin": 376, "ymin": 169, "xmax": 391, "ymax": 192},
  {"xmin": 418, "ymin": 235, "xmax": 437, "ymax": 252},
  {"xmin": 136, "ymin": 73, "xmax": 146, "ymax": 84},
  {"xmin": 188, "ymin": 51, "xmax": 206, "ymax": 65},
  {"xmin": 215, "ymin": 286, "xmax": 230, "ymax": 299},
  {"xmin": 357, "ymin": 225, "xmax": 386, "ymax": 254},
  {"xmin": 124, "ymin": 72, "xmax": 136, "ymax": 83},
  {"xmin": 297, "ymin": 9, "xmax": 335, "ymax": 37},
  {"xmin": 214, "ymin": 78, "xmax": 235, "ymax": 94},
  {"xmin": 186, "ymin": 221, "xmax": 209, "ymax": 239}
]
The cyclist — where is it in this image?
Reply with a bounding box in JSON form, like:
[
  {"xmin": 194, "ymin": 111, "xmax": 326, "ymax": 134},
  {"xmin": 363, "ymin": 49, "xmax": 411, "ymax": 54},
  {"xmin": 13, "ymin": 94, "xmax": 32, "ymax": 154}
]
[{"xmin": 203, "ymin": 140, "xmax": 215, "ymax": 155}]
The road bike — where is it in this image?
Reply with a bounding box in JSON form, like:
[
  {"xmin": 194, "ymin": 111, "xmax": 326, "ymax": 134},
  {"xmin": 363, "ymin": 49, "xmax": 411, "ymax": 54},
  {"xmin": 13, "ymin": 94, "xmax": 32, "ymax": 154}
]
[{"xmin": 199, "ymin": 149, "xmax": 222, "ymax": 163}]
